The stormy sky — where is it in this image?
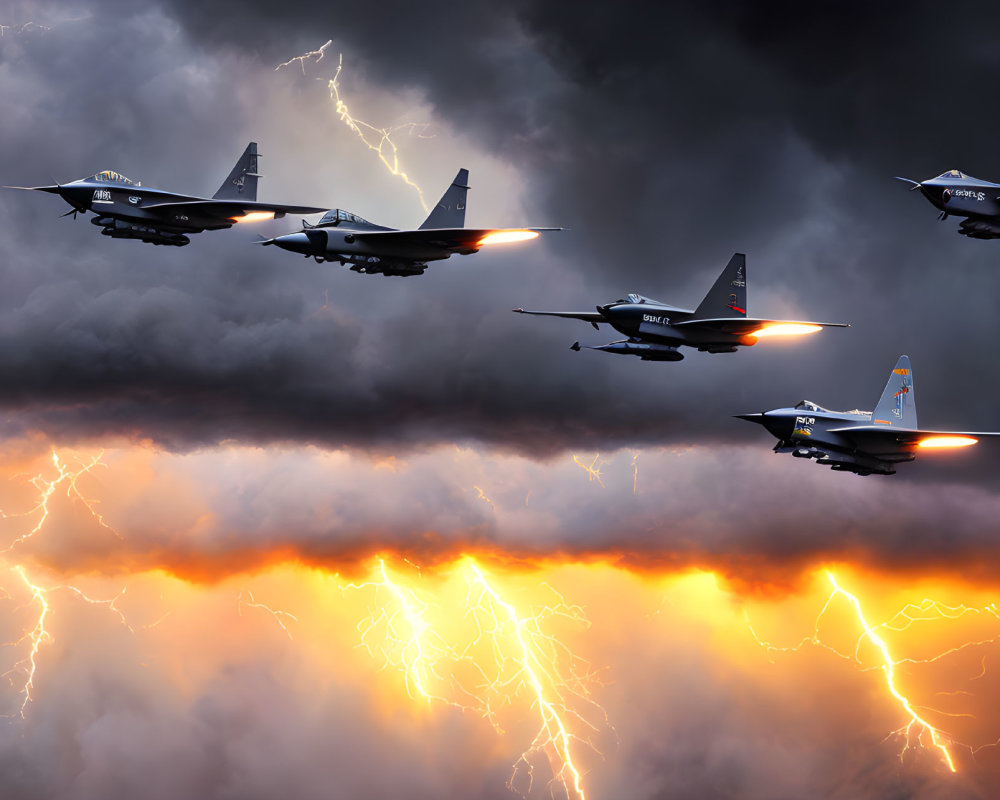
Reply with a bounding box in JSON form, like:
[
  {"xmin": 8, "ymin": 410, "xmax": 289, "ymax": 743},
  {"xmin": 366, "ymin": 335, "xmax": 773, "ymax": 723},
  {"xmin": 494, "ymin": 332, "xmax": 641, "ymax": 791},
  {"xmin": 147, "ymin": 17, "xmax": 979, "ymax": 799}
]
[
  {"xmin": 2, "ymin": 0, "xmax": 999, "ymax": 458},
  {"xmin": 2, "ymin": 2, "xmax": 1000, "ymax": 799}
]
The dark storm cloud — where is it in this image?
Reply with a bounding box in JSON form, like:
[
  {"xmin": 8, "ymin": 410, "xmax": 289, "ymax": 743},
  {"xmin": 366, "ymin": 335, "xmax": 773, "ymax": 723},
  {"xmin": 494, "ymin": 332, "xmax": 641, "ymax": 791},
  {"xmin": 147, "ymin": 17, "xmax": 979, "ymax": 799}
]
[
  {"xmin": 2, "ymin": 1, "xmax": 1000, "ymax": 469},
  {"xmin": 11, "ymin": 445, "xmax": 1000, "ymax": 591}
]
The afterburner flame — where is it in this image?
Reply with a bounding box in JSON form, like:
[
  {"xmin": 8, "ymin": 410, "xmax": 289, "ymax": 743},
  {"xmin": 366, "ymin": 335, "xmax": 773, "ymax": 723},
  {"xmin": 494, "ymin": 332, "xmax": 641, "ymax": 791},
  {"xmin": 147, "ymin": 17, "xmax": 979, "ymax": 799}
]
[
  {"xmin": 230, "ymin": 211, "xmax": 276, "ymax": 224},
  {"xmin": 749, "ymin": 323, "xmax": 823, "ymax": 338},
  {"xmin": 478, "ymin": 230, "xmax": 540, "ymax": 247},
  {"xmin": 917, "ymin": 436, "xmax": 978, "ymax": 449}
]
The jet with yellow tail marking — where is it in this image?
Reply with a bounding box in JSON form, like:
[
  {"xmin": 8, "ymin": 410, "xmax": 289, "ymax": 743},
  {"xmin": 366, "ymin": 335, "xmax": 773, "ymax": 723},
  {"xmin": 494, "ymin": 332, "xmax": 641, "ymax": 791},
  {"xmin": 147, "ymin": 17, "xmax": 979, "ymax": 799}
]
[
  {"xmin": 5, "ymin": 143, "xmax": 325, "ymax": 246},
  {"xmin": 737, "ymin": 355, "xmax": 1000, "ymax": 475},
  {"xmin": 260, "ymin": 168, "xmax": 560, "ymax": 276},
  {"xmin": 514, "ymin": 253, "xmax": 847, "ymax": 361}
]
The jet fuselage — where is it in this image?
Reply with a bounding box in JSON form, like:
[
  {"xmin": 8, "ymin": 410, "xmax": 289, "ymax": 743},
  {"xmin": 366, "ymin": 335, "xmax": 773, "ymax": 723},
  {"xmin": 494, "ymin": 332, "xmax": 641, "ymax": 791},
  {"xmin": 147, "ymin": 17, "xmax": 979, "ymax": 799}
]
[
  {"xmin": 905, "ymin": 170, "xmax": 1000, "ymax": 238},
  {"xmin": 738, "ymin": 404, "xmax": 915, "ymax": 475},
  {"xmin": 596, "ymin": 300, "xmax": 750, "ymax": 351},
  {"xmin": 9, "ymin": 144, "xmax": 326, "ymax": 246},
  {"xmin": 52, "ymin": 178, "xmax": 234, "ymax": 234},
  {"xmin": 269, "ymin": 212, "xmax": 465, "ymax": 275},
  {"xmin": 746, "ymin": 406, "xmax": 918, "ymax": 459}
]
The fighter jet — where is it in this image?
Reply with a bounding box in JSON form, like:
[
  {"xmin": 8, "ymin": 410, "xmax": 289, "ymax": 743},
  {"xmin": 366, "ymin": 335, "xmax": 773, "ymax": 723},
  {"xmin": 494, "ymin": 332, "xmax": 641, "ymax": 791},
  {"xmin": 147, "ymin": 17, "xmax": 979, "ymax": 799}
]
[
  {"xmin": 737, "ymin": 355, "xmax": 999, "ymax": 475},
  {"xmin": 260, "ymin": 168, "xmax": 558, "ymax": 276},
  {"xmin": 897, "ymin": 169, "xmax": 1000, "ymax": 239},
  {"xmin": 513, "ymin": 253, "xmax": 847, "ymax": 361},
  {"xmin": 5, "ymin": 143, "xmax": 325, "ymax": 246}
]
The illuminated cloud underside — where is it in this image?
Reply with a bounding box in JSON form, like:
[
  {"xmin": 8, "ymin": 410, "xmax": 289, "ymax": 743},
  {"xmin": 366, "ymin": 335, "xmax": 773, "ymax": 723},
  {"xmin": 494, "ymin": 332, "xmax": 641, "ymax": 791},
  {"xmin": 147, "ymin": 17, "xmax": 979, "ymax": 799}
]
[{"xmin": 1, "ymin": 447, "xmax": 998, "ymax": 799}]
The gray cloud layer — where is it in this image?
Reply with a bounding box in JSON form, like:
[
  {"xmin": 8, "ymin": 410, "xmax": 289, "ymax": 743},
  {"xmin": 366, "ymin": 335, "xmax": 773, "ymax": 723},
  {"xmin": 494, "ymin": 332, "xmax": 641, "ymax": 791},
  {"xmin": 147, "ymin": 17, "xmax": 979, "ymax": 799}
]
[{"xmin": 1, "ymin": 1, "xmax": 999, "ymax": 467}]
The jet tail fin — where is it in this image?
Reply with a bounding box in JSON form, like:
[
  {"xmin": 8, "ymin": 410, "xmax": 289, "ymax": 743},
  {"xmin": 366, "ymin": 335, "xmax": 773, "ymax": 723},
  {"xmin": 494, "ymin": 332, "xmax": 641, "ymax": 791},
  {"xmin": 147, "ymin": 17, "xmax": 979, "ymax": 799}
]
[
  {"xmin": 871, "ymin": 355, "xmax": 917, "ymax": 428},
  {"xmin": 213, "ymin": 142, "xmax": 261, "ymax": 201},
  {"xmin": 693, "ymin": 253, "xmax": 747, "ymax": 319},
  {"xmin": 419, "ymin": 168, "xmax": 469, "ymax": 229}
]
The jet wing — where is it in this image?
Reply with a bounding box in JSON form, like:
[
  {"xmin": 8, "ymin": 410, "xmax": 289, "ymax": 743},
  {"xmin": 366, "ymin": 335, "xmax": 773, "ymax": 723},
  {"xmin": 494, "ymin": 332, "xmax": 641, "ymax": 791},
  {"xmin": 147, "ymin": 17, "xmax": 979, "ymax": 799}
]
[
  {"xmin": 140, "ymin": 199, "xmax": 327, "ymax": 218},
  {"xmin": 827, "ymin": 425, "xmax": 1000, "ymax": 452},
  {"xmin": 512, "ymin": 308, "xmax": 605, "ymax": 324},
  {"xmin": 349, "ymin": 227, "xmax": 561, "ymax": 253},
  {"xmin": 672, "ymin": 317, "xmax": 849, "ymax": 335}
]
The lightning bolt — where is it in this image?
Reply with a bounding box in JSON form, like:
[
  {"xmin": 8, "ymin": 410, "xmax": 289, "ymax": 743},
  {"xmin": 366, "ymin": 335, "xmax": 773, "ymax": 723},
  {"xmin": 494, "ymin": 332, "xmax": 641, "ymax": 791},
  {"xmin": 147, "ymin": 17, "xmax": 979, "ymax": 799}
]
[
  {"xmin": 465, "ymin": 561, "xmax": 603, "ymax": 800},
  {"xmin": 274, "ymin": 39, "xmax": 332, "ymax": 74},
  {"xmin": 238, "ymin": 589, "xmax": 299, "ymax": 640},
  {"xmin": 473, "ymin": 485, "xmax": 496, "ymax": 514},
  {"xmin": 629, "ymin": 451, "xmax": 639, "ymax": 495},
  {"xmin": 745, "ymin": 571, "xmax": 1000, "ymax": 773},
  {"xmin": 2, "ymin": 566, "xmax": 50, "ymax": 717},
  {"xmin": 827, "ymin": 573, "xmax": 957, "ymax": 772},
  {"xmin": 1, "ymin": 450, "xmax": 119, "ymax": 553},
  {"xmin": 326, "ymin": 53, "xmax": 430, "ymax": 212},
  {"xmin": 344, "ymin": 557, "xmax": 457, "ymax": 705},
  {"xmin": 572, "ymin": 454, "xmax": 605, "ymax": 488},
  {"xmin": 276, "ymin": 42, "xmax": 431, "ymax": 212},
  {"xmin": 0, "ymin": 21, "xmax": 52, "ymax": 36},
  {"xmin": 0, "ymin": 450, "xmax": 130, "ymax": 717},
  {"xmin": 345, "ymin": 556, "xmax": 610, "ymax": 799},
  {"xmin": 1, "ymin": 568, "xmax": 132, "ymax": 718}
]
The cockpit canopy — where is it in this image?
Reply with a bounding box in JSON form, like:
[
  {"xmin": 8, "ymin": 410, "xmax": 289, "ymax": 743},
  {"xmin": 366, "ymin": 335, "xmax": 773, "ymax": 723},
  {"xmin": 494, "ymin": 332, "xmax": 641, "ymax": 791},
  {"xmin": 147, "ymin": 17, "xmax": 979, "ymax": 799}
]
[
  {"xmin": 937, "ymin": 169, "xmax": 967, "ymax": 180},
  {"xmin": 619, "ymin": 293, "xmax": 652, "ymax": 304},
  {"xmin": 795, "ymin": 400, "xmax": 871, "ymax": 416},
  {"xmin": 89, "ymin": 170, "xmax": 136, "ymax": 185},
  {"xmin": 318, "ymin": 208, "xmax": 372, "ymax": 227}
]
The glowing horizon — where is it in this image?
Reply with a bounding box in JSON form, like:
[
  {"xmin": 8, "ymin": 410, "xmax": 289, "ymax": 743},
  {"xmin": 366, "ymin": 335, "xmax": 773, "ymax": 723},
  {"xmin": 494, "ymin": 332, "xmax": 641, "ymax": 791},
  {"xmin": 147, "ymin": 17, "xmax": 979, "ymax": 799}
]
[{"xmin": 3, "ymin": 446, "xmax": 999, "ymax": 796}]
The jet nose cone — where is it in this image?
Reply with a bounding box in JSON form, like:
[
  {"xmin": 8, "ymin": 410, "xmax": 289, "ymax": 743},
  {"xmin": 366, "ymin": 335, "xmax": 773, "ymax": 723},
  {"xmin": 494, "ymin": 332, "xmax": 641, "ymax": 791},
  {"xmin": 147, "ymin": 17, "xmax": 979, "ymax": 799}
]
[
  {"xmin": 270, "ymin": 231, "xmax": 313, "ymax": 255},
  {"xmin": 733, "ymin": 413, "xmax": 766, "ymax": 425},
  {"xmin": 894, "ymin": 176, "xmax": 923, "ymax": 191}
]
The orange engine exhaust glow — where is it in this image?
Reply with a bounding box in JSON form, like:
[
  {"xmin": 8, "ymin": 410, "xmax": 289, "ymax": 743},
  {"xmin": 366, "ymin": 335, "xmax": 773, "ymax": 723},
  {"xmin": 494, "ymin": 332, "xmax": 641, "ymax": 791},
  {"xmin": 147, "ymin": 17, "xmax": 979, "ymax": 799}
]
[
  {"xmin": 750, "ymin": 323, "xmax": 823, "ymax": 338},
  {"xmin": 917, "ymin": 435, "xmax": 978, "ymax": 449},
  {"xmin": 230, "ymin": 211, "xmax": 276, "ymax": 224},
  {"xmin": 478, "ymin": 230, "xmax": 540, "ymax": 247}
]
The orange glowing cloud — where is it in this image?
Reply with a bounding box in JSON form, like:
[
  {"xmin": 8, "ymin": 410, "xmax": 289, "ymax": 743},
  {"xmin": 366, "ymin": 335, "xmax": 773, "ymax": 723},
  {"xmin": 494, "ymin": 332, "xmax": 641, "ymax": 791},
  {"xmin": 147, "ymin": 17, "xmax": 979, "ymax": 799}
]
[{"xmin": 2, "ymin": 455, "xmax": 1000, "ymax": 800}]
